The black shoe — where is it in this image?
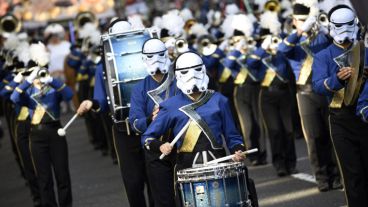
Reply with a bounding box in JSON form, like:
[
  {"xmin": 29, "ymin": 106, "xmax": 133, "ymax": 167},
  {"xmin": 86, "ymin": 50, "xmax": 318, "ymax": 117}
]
[
  {"xmin": 287, "ymin": 167, "xmax": 299, "ymax": 175},
  {"xmin": 277, "ymin": 168, "xmax": 288, "ymax": 177},
  {"xmin": 331, "ymin": 178, "xmax": 343, "ymax": 190},
  {"xmin": 317, "ymin": 182, "xmax": 330, "ymax": 192}
]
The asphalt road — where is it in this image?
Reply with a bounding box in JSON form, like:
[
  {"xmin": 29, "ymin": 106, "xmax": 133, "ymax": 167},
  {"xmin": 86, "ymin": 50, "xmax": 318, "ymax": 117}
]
[{"xmin": 0, "ymin": 114, "xmax": 347, "ymax": 207}]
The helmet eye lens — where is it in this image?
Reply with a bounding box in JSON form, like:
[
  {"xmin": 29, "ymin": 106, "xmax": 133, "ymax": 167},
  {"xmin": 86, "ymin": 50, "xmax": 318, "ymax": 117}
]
[
  {"xmin": 159, "ymin": 52, "xmax": 165, "ymax": 56},
  {"xmin": 194, "ymin": 67, "xmax": 202, "ymax": 72},
  {"xmin": 335, "ymin": 24, "xmax": 343, "ymax": 28},
  {"xmin": 180, "ymin": 70, "xmax": 188, "ymax": 75},
  {"xmin": 147, "ymin": 55, "xmax": 153, "ymax": 58}
]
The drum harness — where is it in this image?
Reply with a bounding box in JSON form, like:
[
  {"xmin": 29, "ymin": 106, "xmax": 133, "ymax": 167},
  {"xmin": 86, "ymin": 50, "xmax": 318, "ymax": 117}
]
[{"xmin": 179, "ymin": 89, "xmax": 224, "ymax": 166}]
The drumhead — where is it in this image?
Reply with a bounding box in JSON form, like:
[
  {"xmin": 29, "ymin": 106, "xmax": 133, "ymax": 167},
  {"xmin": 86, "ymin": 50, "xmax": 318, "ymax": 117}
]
[{"xmin": 177, "ymin": 161, "xmax": 246, "ymax": 182}]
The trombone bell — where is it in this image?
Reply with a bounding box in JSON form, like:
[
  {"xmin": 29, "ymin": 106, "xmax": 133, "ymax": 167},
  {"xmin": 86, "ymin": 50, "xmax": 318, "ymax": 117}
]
[
  {"xmin": 175, "ymin": 39, "xmax": 189, "ymax": 54},
  {"xmin": 197, "ymin": 35, "xmax": 217, "ymax": 56}
]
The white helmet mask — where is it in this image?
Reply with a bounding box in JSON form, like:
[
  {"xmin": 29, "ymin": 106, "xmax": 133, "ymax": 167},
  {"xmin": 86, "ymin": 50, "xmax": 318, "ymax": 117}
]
[
  {"xmin": 142, "ymin": 39, "xmax": 171, "ymax": 75},
  {"xmin": 329, "ymin": 7, "xmax": 359, "ymax": 44},
  {"xmin": 175, "ymin": 52, "xmax": 209, "ymax": 95},
  {"xmin": 109, "ymin": 21, "xmax": 132, "ymax": 34}
]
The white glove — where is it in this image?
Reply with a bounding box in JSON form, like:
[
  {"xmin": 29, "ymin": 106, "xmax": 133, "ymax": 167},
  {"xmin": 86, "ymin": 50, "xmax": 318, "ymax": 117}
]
[
  {"xmin": 25, "ymin": 67, "xmax": 40, "ymax": 84},
  {"xmin": 13, "ymin": 73, "xmax": 24, "ymax": 83},
  {"xmin": 219, "ymin": 39, "xmax": 229, "ymax": 51},
  {"xmin": 301, "ymin": 16, "xmax": 317, "ymax": 33},
  {"xmin": 40, "ymin": 76, "xmax": 53, "ymax": 84},
  {"xmin": 235, "ymin": 39, "xmax": 246, "ymax": 51},
  {"xmin": 261, "ymin": 35, "xmax": 272, "ymax": 50}
]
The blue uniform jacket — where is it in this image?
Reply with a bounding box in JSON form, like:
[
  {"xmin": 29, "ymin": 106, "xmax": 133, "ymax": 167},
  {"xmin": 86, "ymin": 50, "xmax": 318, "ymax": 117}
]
[
  {"xmin": 247, "ymin": 47, "xmax": 291, "ymax": 82},
  {"xmin": 312, "ymin": 43, "xmax": 368, "ymax": 104},
  {"xmin": 92, "ymin": 63, "xmax": 109, "ymax": 113},
  {"xmin": 66, "ymin": 47, "xmax": 85, "ymax": 71},
  {"xmin": 129, "ymin": 74, "xmax": 178, "ymax": 134},
  {"xmin": 357, "ymin": 80, "xmax": 368, "ymax": 122},
  {"xmin": 10, "ymin": 79, "xmax": 73, "ymax": 120},
  {"xmin": 202, "ymin": 48, "xmax": 225, "ymax": 78},
  {"xmin": 0, "ymin": 79, "xmax": 27, "ymax": 117},
  {"xmin": 278, "ymin": 32, "xmax": 331, "ymax": 79},
  {"xmin": 142, "ymin": 91, "xmax": 244, "ymax": 153}
]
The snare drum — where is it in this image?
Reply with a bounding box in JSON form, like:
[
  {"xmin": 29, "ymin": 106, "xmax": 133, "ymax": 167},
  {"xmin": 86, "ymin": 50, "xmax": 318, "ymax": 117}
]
[
  {"xmin": 102, "ymin": 29, "xmax": 151, "ymax": 123},
  {"xmin": 177, "ymin": 162, "xmax": 257, "ymax": 207}
]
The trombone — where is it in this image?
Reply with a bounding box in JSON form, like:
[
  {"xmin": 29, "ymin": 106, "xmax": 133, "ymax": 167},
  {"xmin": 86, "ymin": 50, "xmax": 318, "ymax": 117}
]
[
  {"xmin": 74, "ymin": 12, "xmax": 98, "ymax": 31},
  {"xmin": 175, "ymin": 39, "xmax": 189, "ymax": 54}
]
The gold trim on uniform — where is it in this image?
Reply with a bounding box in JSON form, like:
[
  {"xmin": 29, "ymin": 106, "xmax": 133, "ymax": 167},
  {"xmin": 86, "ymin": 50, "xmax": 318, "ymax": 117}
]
[
  {"xmin": 249, "ymin": 54, "xmax": 261, "ymax": 60},
  {"xmin": 297, "ymin": 55, "xmax": 313, "ymax": 85},
  {"xmin": 283, "ymin": 39, "xmax": 295, "ymax": 47},
  {"xmin": 261, "ymin": 69, "xmax": 276, "ymax": 87},
  {"xmin": 2, "ymin": 79, "xmax": 9, "ymax": 84},
  {"xmin": 179, "ymin": 121, "xmax": 202, "ymax": 153},
  {"xmin": 15, "ymin": 87, "xmax": 23, "ymax": 93},
  {"xmin": 17, "ymin": 107, "xmax": 29, "ymax": 121},
  {"xmin": 234, "ymin": 68, "xmax": 248, "ymax": 85},
  {"xmin": 31, "ymin": 105, "xmax": 46, "ymax": 125},
  {"xmin": 329, "ymin": 89, "xmax": 345, "ymax": 108},
  {"xmin": 211, "ymin": 53, "xmax": 220, "ymax": 58},
  {"xmin": 228, "ymin": 55, "xmax": 237, "ymax": 60},
  {"xmin": 360, "ymin": 106, "xmax": 368, "ymax": 122},
  {"xmin": 323, "ymin": 79, "xmax": 337, "ymax": 92},
  {"xmin": 5, "ymin": 85, "xmax": 14, "ymax": 91},
  {"xmin": 56, "ymin": 84, "xmax": 66, "ymax": 92},
  {"xmin": 219, "ymin": 67, "xmax": 232, "ymax": 83}
]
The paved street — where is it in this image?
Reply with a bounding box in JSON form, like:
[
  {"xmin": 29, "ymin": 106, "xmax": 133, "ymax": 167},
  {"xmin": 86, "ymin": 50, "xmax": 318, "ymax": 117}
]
[{"xmin": 0, "ymin": 113, "xmax": 346, "ymax": 207}]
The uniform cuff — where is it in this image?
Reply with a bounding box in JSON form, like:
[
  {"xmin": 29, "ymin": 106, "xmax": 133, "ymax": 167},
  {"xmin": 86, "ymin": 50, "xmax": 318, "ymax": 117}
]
[
  {"xmin": 230, "ymin": 144, "xmax": 246, "ymax": 154},
  {"xmin": 91, "ymin": 99, "xmax": 101, "ymax": 112},
  {"xmin": 148, "ymin": 139, "xmax": 163, "ymax": 153}
]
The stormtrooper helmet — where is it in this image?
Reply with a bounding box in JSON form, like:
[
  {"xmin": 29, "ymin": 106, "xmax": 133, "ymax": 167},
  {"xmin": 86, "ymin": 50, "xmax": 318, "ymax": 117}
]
[
  {"xmin": 142, "ymin": 38, "xmax": 171, "ymax": 75},
  {"xmin": 175, "ymin": 52, "xmax": 209, "ymax": 95},
  {"xmin": 108, "ymin": 19, "xmax": 132, "ymax": 34},
  {"xmin": 328, "ymin": 5, "xmax": 359, "ymax": 44}
]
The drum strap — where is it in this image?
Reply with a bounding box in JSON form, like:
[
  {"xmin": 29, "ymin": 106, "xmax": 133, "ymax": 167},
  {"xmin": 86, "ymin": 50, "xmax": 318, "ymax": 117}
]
[
  {"xmin": 179, "ymin": 90, "xmax": 223, "ymax": 150},
  {"xmin": 147, "ymin": 70, "xmax": 175, "ymax": 105}
]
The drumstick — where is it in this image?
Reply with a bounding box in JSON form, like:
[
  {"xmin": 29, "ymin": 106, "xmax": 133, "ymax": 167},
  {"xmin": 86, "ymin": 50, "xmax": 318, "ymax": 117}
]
[
  {"xmin": 206, "ymin": 148, "xmax": 258, "ymax": 164},
  {"xmin": 57, "ymin": 113, "xmax": 79, "ymax": 136},
  {"xmin": 159, "ymin": 121, "xmax": 191, "ymax": 160}
]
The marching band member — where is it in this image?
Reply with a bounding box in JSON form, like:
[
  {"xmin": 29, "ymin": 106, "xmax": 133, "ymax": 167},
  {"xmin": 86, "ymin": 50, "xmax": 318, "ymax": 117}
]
[
  {"xmin": 11, "ymin": 42, "xmax": 73, "ymax": 207},
  {"xmin": 312, "ymin": 5, "xmax": 368, "ymax": 206},
  {"xmin": 77, "ymin": 19, "xmax": 153, "ymax": 207},
  {"xmin": 220, "ymin": 13, "xmax": 267, "ymax": 166},
  {"xmin": 129, "ymin": 38, "xmax": 177, "ymax": 206},
  {"xmin": 142, "ymin": 52, "xmax": 246, "ymax": 203},
  {"xmin": 0, "ymin": 41, "xmax": 41, "ymax": 206},
  {"xmin": 247, "ymin": 11, "xmax": 297, "ymax": 176},
  {"xmin": 278, "ymin": 0, "xmax": 341, "ymax": 191}
]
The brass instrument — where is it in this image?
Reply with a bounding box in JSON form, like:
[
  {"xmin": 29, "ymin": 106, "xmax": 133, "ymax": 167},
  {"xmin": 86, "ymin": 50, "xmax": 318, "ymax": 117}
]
[
  {"xmin": 264, "ymin": 0, "xmax": 281, "ymax": 13},
  {"xmin": 318, "ymin": 12, "xmax": 329, "ymax": 28},
  {"xmin": 184, "ymin": 19, "xmax": 196, "ymax": 34},
  {"xmin": 37, "ymin": 67, "xmax": 49, "ymax": 78},
  {"xmin": 74, "ymin": 12, "xmax": 97, "ymax": 31},
  {"xmin": 175, "ymin": 39, "xmax": 189, "ymax": 54},
  {"xmin": 269, "ymin": 35, "xmax": 282, "ymax": 55},
  {"xmin": 333, "ymin": 41, "xmax": 365, "ymax": 106},
  {"xmin": 197, "ymin": 35, "xmax": 217, "ymax": 56},
  {"xmin": 0, "ymin": 14, "xmax": 21, "ymax": 35}
]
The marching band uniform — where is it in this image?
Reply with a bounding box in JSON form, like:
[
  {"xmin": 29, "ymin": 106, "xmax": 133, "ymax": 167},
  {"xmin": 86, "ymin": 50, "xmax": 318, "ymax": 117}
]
[
  {"xmin": 0, "ymin": 74, "xmax": 41, "ymax": 206},
  {"xmin": 142, "ymin": 52, "xmax": 246, "ymax": 206},
  {"xmin": 312, "ymin": 5, "xmax": 368, "ymax": 206},
  {"xmin": 11, "ymin": 69, "xmax": 74, "ymax": 207},
  {"xmin": 357, "ymin": 80, "xmax": 368, "ymax": 122},
  {"xmin": 80, "ymin": 20, "xmax": 153, "ymax": 207},
  {"xmin": 129, "ymin": 38, "xmax": 178, "ymax": 207},
  {"xmin": 247, "ymin": 31, "xmax": 297, "ymax": 176},
  {"xmin": 278, "ymin": 1, "xmax": 341, "ymax": 191}
]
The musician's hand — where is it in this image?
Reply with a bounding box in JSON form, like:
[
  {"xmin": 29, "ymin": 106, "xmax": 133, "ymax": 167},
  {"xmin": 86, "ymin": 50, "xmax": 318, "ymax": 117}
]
[
  {"xmin": 159, "ymin": 142, "xmax": 173, "ymax": 155},
  {"xmin": 232, "ymin": 150, "xmax": 246, "ymax": 162},
  {"xmin": 337, "ymin": 67, "xmax": 354, "ymax": 81},
  {"xmin": 77, "ymin": 100, "xmax": 93, "ymax": 115},
  {"xmin": 152, "ymin": 105, "xmax": 159, "ymax": 121},
  {"xmin": 301, "ymin": 16, "xmax": 317, "ymax": 33}
]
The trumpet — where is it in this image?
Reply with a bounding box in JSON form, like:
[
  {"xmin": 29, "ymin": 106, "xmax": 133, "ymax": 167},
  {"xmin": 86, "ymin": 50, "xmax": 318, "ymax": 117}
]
[
  {"xmin": 74, "ymin": 11, "xmax": 97, "ymax": 31},
  {"xmin": 264, "ymin": 0, "xmax": 281, "ymax": 13},
  {"xmin": 0, "ymin": 14, "xmax": 21, "ymax": 35},
  {"xmin": 37, "ymin": 67, "xmax": 49, "ymax": 78},
  {"xmin": 317, "ymin": 12, "xmax": 329, "ymax": 28},
  {"xmin": 269, "ymin": 35, "xmax": 282, "ymax": 55},
  {"xmin": 197, "ymin": 35, "xmax": 217, "ymax": 56},
  {"xmin": 175, "ymin": 39, "xmax": 189, "ymax": 54},
  {"xmin": 184, "ymin": 19, "xmax": 196, "ymax": 34}
]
